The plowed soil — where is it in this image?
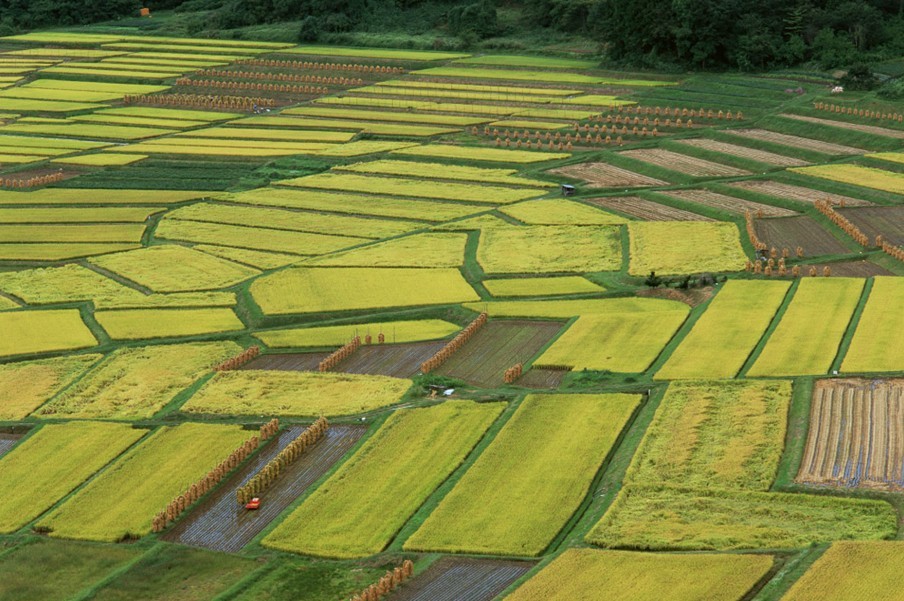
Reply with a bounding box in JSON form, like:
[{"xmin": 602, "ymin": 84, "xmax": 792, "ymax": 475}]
[
  {"xmin": 388, "ymin": 558, "xmax": 534, "ymax": 601},
  {"xmin": 727, "ymin": 128, "xmax": 866, "ymax": 155},
  {"xmin": 780, "ymin": 113, "xmax": 904, "ymax": 139},
  {"xmin": 676, "ymin": 138, "xmax": 809, "ymax": 166},
  {"xmin": 665, "ymin": 189, "xmax": 797, "ymax": 217},
  {"xmin": 549, "ymin": 162, "xmax": 667, "ymax": 188},
  {"xmin": 336, "ymin": 341, "xmax": 447, "ymax": 378},
  {"xmin": 837, "ymin": 206, "xmax": 904, "ymax": 246},
  {"xmin": 587, "ymin": 196, "xmax": 712, "ymax": 221},
  {"xmin": 620, "ymin": 148, "xmax": 750, "ymax": 176},
  {"xmin": 754, "ymin": 216, "xmax": 848, "ymax": 256},
  {"xmin": 240, "ymin": 352, "xmax": 331, "ymax": 371},
  {"xmin": 727, "ymin": 179, "xmax": 872, "ymax": 206}
]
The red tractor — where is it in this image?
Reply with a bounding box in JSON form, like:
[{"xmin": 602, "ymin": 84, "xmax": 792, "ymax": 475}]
[{"xmin": 244, "ymin": 497, "xmax": 261, "ymax": 510}]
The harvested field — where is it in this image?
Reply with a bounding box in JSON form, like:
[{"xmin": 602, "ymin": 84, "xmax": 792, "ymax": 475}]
[
  {"xmin": 436, "ymin": 320, "xmax": 564, "ymax": 387},
  {"xmin": 515, "ymin": 368, "xmax": 568, "ymax": 389},
  {"xmin": 387, "ymin": 558, "xmax": 534, "ymax": 601},
  {"xmin": 797, "ymin": 379, "xmax": 904, "ymax": 490},
  {"xmin": 780, "ymin": 113, "xmax": 904, "ymax": 139},
  {"xmin": 676, "ymin": 138, "xmax": 809, "ymax": 166},
  {"xmin": 548, "ymin": 163, "xmax": 667, "ymax": 188},
  {"xmin": 727, "ymin": 180, "xmax": 872, "ymax": 207},
  {"xmin": 337, "ymin": 341, "xmax": 446, "ymax": 378},
  {"xmin": 727, "ymin": 128, "xmax": 867, "ymax": 155},
  {"xmin": 163, "ymin": 424, "xmax": 365, "ymax": 552},
  {"xmin": 837, "ymin": 206, "xmax": 904, "ymax": 246},
  {"xmin": 754, "ymin": 215, "xmax": 848, "ymax": 255},
  {"xmin": 240, "ymin": 352, "xmax": 331, "ymax": 371},
  {"xmin": 0, "ymin": 433, "xmax": 21, "ymax": 457},
  {"xmin": 807, "ymin": 260, "xmax": 892, "ymax": 277},
  {"xmin": 664, "ymin": 189, "xmax": 797, "ymax": 217},
  {"xmin": 620, "ymin": 149, "xmax": 750, "ymax": 177},
  {"xmin": 636, "ymin": 286, "xmax": 715, "ymax": 307},
  {"xmin": 587, "ymin": 196, "xmax": 711, "ymax": 221}
]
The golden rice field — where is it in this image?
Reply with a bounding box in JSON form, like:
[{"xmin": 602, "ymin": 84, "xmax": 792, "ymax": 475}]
[
  {"xmin": 193, "ymin": 245, "xmax": 299, "ymax": 270},
  {"xmin": 0, "ymin": 224, "xmax": 146, "ymax": 243},
  {"xmin": 287, "ymin": 45, "xmax": 468, "ymax": 60},
  {"xmin": 262, "ymin": 401, "xmax": 503, "ymax": 558},
  {"xmin": 36, "ymin": 341, "xmax": 241, "ymax": 420},
  {"xmin": 477, "ymin": 225, "xmax": 622, "ymax": 274},
  {"xmin": 782, "ymin": 542, "xmax": 904, "ymax": 601},
  {"xmin": 391, "ymin": 144, "xmax": 570, "ymax": 163},
  {"xmin": 483, "ymin": 276, "xmax": 605, "ymax": 297},
  {"xmin": 0, "ymin": 243, "xmax": 141, "ymax": 261},
  {"xmin": 306, "ymin": 233, "xmax": 467, "ymax": 268},
  {"xmin": 256, "ymin": 319, "xmax": 460, "ymax": 348},
  {"xmin": 251, "ymin": 267, "xmax": 479, "ymax": 314},
  {"xmin": 37, "ymin": 423, "xmax": 250, "ymax": 542},
  {"xmin": 0, "ymin": 421, "xmax": 146, "ymax": 533},
  {"xmin": 0, "ymin": 309, "xmax": 97, "ymax": 358},
  {"xmin": 498, "ymin": 199, "xmax": 628, "ymax": 225},
  {"xmin": 748, "ymin": 278, "xmax": 864, "ymax": 377},
  {"xmin": 287, "ymin": 105, "xmax": 487, "ymax": 126},
  {"xmin": 627, "ymin": 221, "xmax": 747, "ymax": 275},
  {"xmin": 51, "ymin": 153, "xmax": 148, "ymax": 166},
  {"xmin": 841, "ymin": 277, "xmax": 904, "ymax": 373},
  {"xmin": 89, "ymin": 245, "xmax": 260, "ymax": 292},
  {"xmin": 791, "ymin": 164, "xmax": 904, "ymax": 194},
  {"xmin": 465, "ymin": 296, "xmax": 688, "ymax": 318},
  {"xmin": 280, "ymin": 172, "xmax": 546, "ymax": 204},
  {"xmin": 0, "ymin": 189, "xmax": 212, "ymax": 205},
  {"xmin": 505, "ymin": 549, "xmax": 773, "ymax": 601},
  {"xmin": 181, "ymin": 370, "xmax": 411, "ymax": 417},
  {"xmin": 536, "ymin": 310, "xmax": 688, "ymax": 372},
  {"xmin": 657, "ymin": 280, "xmax": 791, "ymax": 379},
  {"xmin": 405, "ymin": 394, "xmax": 640, "ymax": 556},
  {"xmin": 95, "ymin": 307, "xmax": 245, "ymax": 340},
  {"xmin": 0, "ymin": 264, "xmax": 150, "ymax": 305}
]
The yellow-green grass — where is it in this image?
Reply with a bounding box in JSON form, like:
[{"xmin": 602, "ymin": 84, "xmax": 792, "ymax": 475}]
[
  {"xmin": 285, "ymin": 105, "xmax": 488, "ymax": 126},
  {"xmin": 455, "ymin": 54, "xmax": 597, "ymax": 69},
  {"xmin": 92, "ymin": 291, "xmax": 237, "ymax": 311},
  {"xmin": 256, "ymin": 319, "xmax": 460, "ymax": 348},
  {"xmin": 791, "ymin": 164, "xmax": 904, "ymax": 194},
  {"xmin": 561, "ymin": 94, "xmax": 637, "ymax": 106},
  {"xmin": 36, "ymin": 341, "xmax": 241, "ymax": 420},
  {"xmin": 97, "ymin": 107, "xmax": 240, "ymax": 121},
  {"xmin": 0, "ymin": 354, "xmax": 100, "ymax": 420},
  {"xmin": 0, "ymin": 154, "xmax": 42, "ymax": 163},
  {"xmin": 108, "ymin": 143, "xmax": 334, "ymax": 157},
  {"xmin": 627, "ymin": 380, "xmax": 792, "ymax": 491},
  {"xmin": 25, "ymin": 79, "xmax": 168, "ymax": 94},
  {"xmin": 748, "ymin": 278, "xmax": 864, "ymax": 377},
  {"xmin": 499, "ymin": 199, "xmax": 627, "ymax": 225},
  {"xmin": 478, "ymin": 225, "xmax": 622, "ymax": 274},
  {"xmin": 101, "ymin": 56, "xmax": 225, "ymax": 68},
  {"xmin": 0, "ymin": 98, "xmax": 104, "ymax": 112},
  {"xmin": 628, "ymin": 222, "xmax": 747, "ymax": 275},
  {"xmin": 0, "ymin": 243, "xmax": 140, "ymax": 261},
  {"xmin": 336, "ymin": 160, "xmax": 554, "ymax": 187},
  {"xmin": 286, "ymin": 46, "xmax": 469, "ymax": 60},
  {"xmin": 4, "ymin": 47, "xmax": 124, "ymax": 58},
  {"xmin": 101, "ymin": 42, "xmax": 268, "ymax": 55},
  {"xmin": 238, "ymin": 116, "xmax": 459, "ymax": 137},
  {"xmin": 306, "ymin": 233, "xmax": 466, "ymax": 268},
  {"xmin": 119, "ymin": 35, "xmax": 291, "ymax": 48},
  {"xmin": 194, "ymin": 245, "xmax": 300, "ymax": 270},
  {"xmin": 127, "ymin": 51, "xmax": 250, "ymax": 62},
  {"xmin": 181, "ymin": 127, "xmax": 355, "ymax": 142},
  {"xmin": 280, "ymin": 172, "xmax": 545, "ymax": 204},
  {"xmin": 433, "ymin": 214, "xmax": 512, "ymax": 232},
  {"xmin": 2, "ymin": 122, "xmax": 175, "ymax": 140},
  {"xmin": 391, "ymin": 144, "xmax": 569, "ymax": 163},
  {"xmin": 375, "ymin": 79, "xmax": 580, "ymax": 95},
  {"xmin": 483, "ymin": 276, "xmax": 604, "ymax": 297},
  {"xmin": 0, "ymin": 309, "xmax": 96, "ymax": 358},
  {"xmin": 42, "ymin": 66, "xmax": 183, "ymax": 79},
  {"xmin": 311, "ymin": 141, "xmax": 421, "ymax": 157},
  {"xmin": 0, "ymin": 207, "xmax": 159, "ymax": 223},
  {"xmin": 251, "ymin": 267, "xmax": 479, "ymax": 315},
  {"xmin": 38, "ymin": 423, "xmax": 250, "ymax": 542},
  {"xmin": 89, "ymin": 246, "xmax": 251, "ymax": 293},
  {"xmin": 842, "ymin": 277, "xmax": 904, "ymax": 373},
  {"xmin": 0, "ymin": 135, "xmax": 107, "ymax": 151},
  {"xmin": 513, "ymin": 107, "xmax": 599, "ymax": 120},
  {"xmin": 537, "ymin": 310, "xmax": 689, "ymax": 371},
  {"xmin": 0, "ymin": 189, "xmax": 211, "ymax": 205},
  {"xmin": 165, "ymin": 202, "xmax": 418, "ymax": 240},
  {"xmin": 415, "ymin": 67, "xmax": 672, "ymax": 86},
  {"xmin": 0, "ymin": 224, "xmax": 145, "ymax": 243},
  {"xmin": 262, "ymin": 401, "xmax": 502, "ymax": 558},
  {"xmin": 0, "ymin": 88, "xmax": 128, "ymax": 103},
  {"xmin": 489, "ymin": 119, "xmax": 570, "ymax": 129},
  {"xmin": 95, "ymin": 307, "xmax": 245, "ymax": 340},
  {"xmin": 313, "ymin": 96, "xmax": 439, "ymax": 110},
  {"xmin": 2, "ymin": 32, "xmax": 126, "ymax": 44},
  {"xmin": 867, "ymin": 151, "xmax": 904, "ymax": 165},
  {"xmin": 506, "ymin": 549, "xmax": 772, "ymax": 601},
  {"xmin": 0, "ymin": 422, "xmax": 146, "ymax": 533},
  {"xmin": 405, "ymin": 393, "xmax": 639, "ymax": 556},
  {"xmin": 586, "ymin": 485, "xmax": 896, "ymax": 550},
  {"xmin": 465, "ymin": 297, "xmax": 688, "ymax": 318},
  {"xmin": 154, "ymin": 220, "xmax": 358, "ymax": 256},
  {"xmin": 656, "ymin": 280, "xmax": 791, "ymax": 379},
  {"xmin": 0, "ymin": 144, "xmax": 74, "ymax": 156},
  {"xmin": 0, "ymin": 264, "xmax": 150, "ymax": 306},
  {"xmin": 0, "ymin": 296, "xmax": 16, "ymax": 309},
  {"xmin": 354, "ymin": 84, "xmax": 558, "ymax": 104},
  {"xmin": 782, "ymin": 542, "xmax": 904, "ymax": 601},
  {"xmin": 52, "ymin": 154, "xmax": 147, "ymax": 166},
  {"xmin": 72, "ymin": 114, "xmax": 208, "ymax": 128},
  {"xmin": 181, "ymin": 371, "xmax": 411, "ymax": 417},
  {"xmin": 227, "ymin": 187, "xmax": 485, "ymax": 222}
]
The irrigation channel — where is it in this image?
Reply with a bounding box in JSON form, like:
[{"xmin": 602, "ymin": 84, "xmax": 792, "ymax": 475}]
[
  {"xmin": 163, "ymin": 424, "xmax": 366, "ymax": 552},
  {"xmin": 387, "ymin": 558, "xmax": 535, "ymax": 601}
]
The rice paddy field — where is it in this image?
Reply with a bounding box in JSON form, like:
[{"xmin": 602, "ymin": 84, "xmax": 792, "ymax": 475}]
[{"xmin": 0, "ymin": 29, "xmax": 901, "ymax": 601}]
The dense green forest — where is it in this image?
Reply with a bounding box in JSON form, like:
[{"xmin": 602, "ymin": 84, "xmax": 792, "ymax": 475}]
[{"xmin": 2, "ymin": 0, "xmax": 904, "ymax": 72}]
